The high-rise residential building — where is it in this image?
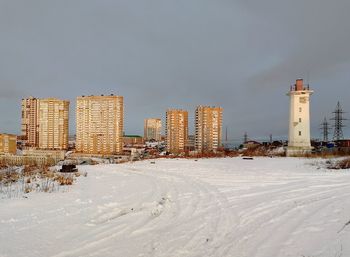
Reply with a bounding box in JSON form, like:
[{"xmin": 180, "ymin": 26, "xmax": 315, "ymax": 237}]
[
  {"xmin": 195, "ymin": 106, "xmax": 223, "ymax": 152},
  {"xmin": 144, "ymin": 118, "xmax": 162, "ymax": 141},
  {"xmin": 21, "ymin": 97, "xmax": 39, "ymax": 147},
  {"xmin": 38, "ymin": 98, "xmax": 69, "ymax": 150},
  {"xmin": 166, "ymin": 109, "xmax": 188, "ymax": 154},
  {"xmin": 287, "ymin": 79, "xmax": 313, "ymax": 156},
  {"xmin": 76, "ymin": 95, "xmax": 124, "ymax": 155},
  {"xmin": 21, "ymin": 97, "xmax": 69, "ymax": 150},
  {"xmin": 0, "ymin": 134, "xmax": 17, "ymax": 155}
]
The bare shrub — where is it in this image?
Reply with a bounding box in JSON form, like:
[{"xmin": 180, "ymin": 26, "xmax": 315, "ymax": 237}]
[
  {"xmin": 117, "ymin": 159, "xmax": 129, "ymax": 164},
  {"xmin": 242, "ymin": 147, "xmax": 270, "ymax": 157},
  {"xmin": 54, "ymin": 174, "xmax": 74, "ymax": 186},
  {"xmin": 224, "ymin": 150, "xmax": 240, "ymax": 157},
  {"xmin": 327, "ymin": 158, "xmax": 350, "ymax": 170},
  {"xmin": 292, "ymin": 150, "xmax": 350, "ymax": 159},
  {"xmin": 1, "ymin": 165, "xmax": 80, "ymax": 199},
  {"xmin": 3, "ymin": 170, "xmax": 20, "ymax": 184}
]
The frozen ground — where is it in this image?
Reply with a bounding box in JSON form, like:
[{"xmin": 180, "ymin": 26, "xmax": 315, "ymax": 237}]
[{"xmin": 1, "ymin": 157, "xmax": 350, "ymax": 257}]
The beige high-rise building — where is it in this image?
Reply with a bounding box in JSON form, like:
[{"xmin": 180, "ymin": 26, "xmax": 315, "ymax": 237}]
[
  {"xmin": 21, "ymin": 97, "xmax": 69, "ymax": 150},
  {"xmin": 0, "ymin": 134, "xmax": 17, "ymax": 155},
  {"xmin": 21, "ymin": 97, "xmax": 39, "ymax": 147},
  {"xmin": 195, "ymin": 106, "xmax": 223, "ymax": 152},
  {"xmin": 38, "ymin": 98, "xmax": 69, "ymax": 150},
  {"xmin": 144, "ymin": 118, "xmax": 162, "ymax": 141},
  {"xmin": 76, "ymin": 95, "xmax": 124, "ymax": 155},
  {"xmin": 166, "ymin": 109, "xmax": 188, "ymax": 154}
]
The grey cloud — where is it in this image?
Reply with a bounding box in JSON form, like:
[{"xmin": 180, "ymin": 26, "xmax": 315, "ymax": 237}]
[
  {"xmin": 0, "ymin": 85, "xmax": 26, "ymax": 99},
  {"xmin": 0, "ymin": 0, "xmax": 349, "ymax": 141}
]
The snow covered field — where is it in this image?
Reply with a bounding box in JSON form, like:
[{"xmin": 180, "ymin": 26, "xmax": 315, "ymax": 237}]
[{"xmin": 1, "ymin": 158, "xmax": 350, "ymax": 257}]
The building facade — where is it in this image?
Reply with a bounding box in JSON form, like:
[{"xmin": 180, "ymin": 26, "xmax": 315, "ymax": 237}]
[
  {"xmin": 21, "ymin": 97, "xmax": 69, "ymax": 150},
  {"xmin": 195, "ymin": 106, "xmax": 223, "ymax": 152},
  {"xmin": 166, "ymin": 109, "xmax": 188, "ymax": 154},
  {"xmin": 38, "ymin": 98, "xmax": 70, "ymax": 150},
  {"xmin": 287, "ymin": 79, "xmax": 313, "ymax": 156},
  {"xmin": 76, "ymin": 95, "xmax": 124, "ymax": 155},
  {"xmin": 144, "ymin": 118, "xmax": 162, "ymax": 141},
  {"xmin": 21, "ymin": 97, "xmax": 39, "ymax": 147},
  {"xmin": 187, "ymin": 135, "xmax": 196, "ymax": 151},
  {"xmin": 0, "ymin": 134, "xmax": 17, "ymax": 155},
  {"xmin": 123, "ymin": 135, "xmax": 144, "ymax": 146},
  {"xmin": 22, "ymin": 148, "xmax": 66, "ymax": 160}
]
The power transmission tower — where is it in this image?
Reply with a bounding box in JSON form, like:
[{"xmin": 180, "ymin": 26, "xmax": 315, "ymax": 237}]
[
  {"xmin": 331, "ymin": 102, "xmax": 347, "ymax": 141},
  {"xmin": 320, "ymin": 117, "xmax": 330, "ymax": 142},
  {"xmin": 243, "ymin": 132, "xmax": 248, "ymax": 144}
]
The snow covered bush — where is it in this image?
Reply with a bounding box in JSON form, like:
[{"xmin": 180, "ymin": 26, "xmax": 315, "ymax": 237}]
[{"xmin": 0, "ymin": 165, "xmax": 81, "ymax": 198}]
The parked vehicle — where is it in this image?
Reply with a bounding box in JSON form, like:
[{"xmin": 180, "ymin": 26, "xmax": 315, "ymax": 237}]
[{"xmin": 60, "ymin": 164, "xmax": 78, "ymax": 173}]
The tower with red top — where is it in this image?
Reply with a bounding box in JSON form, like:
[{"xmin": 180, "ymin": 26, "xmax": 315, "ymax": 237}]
[{"xmin": 287, "ymin": 79, "xmax": 314, "ymax": 156}]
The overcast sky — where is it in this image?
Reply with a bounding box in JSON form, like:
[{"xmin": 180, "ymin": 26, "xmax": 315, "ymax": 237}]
[{"xmin": 0, "ymin": 0, "xmax": 349, "ymax": 143}]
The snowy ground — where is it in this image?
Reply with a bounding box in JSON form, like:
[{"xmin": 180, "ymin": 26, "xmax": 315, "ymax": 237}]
[{"xmin": 1, "ymin": 157, "xmax": 350, "ymax": 257}]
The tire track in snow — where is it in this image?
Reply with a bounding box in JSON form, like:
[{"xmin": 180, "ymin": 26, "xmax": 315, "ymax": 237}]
[{"xmin": 2, "ymin": 158, "xmax": 350, "ymax": 257}]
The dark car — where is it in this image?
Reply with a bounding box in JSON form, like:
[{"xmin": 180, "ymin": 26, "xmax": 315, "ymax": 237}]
[{"xmin": 60, "ymin": 164, "xmax": 78, "ymax": 173}]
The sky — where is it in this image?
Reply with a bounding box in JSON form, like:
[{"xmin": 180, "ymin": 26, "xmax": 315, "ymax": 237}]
[{"xmin": 0, "ymin": 0, "xmax": 349, "ymax": 143}]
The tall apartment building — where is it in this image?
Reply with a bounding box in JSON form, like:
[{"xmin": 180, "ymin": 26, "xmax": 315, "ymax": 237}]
[
  {"xmin": 0, "ymin": 134, "xmax": 17, "ymax": 155},
  {"xmin": 38, "ymin": 98, "xmax": 70, "ymax": 150},
  {"xmin": 76, "ymin": 95, "xmax": 124, "ymax": 155},
  {"xmin": 21, "ymin": 97, "xmax": 39, "ymax": 147},
  {"xmin": 195, "ymin": 106, "xmax": 223, "ymax": 152},
  {"xmin": 144, "ymin": 118, "xmax": 162, "ymax": 141},
  {"xmin": 166, "ymin": 109, "xmax": 188, "ymax": 154},
  {"xmin": 21, "ymin": 97, "xmax": 69, "ymax": 150}
]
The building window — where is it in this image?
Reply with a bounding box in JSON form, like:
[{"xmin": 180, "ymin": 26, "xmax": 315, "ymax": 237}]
[
  {"xmin": 299, "ymin": 118, "xmax": 302, "ymax": 122},
  {"xmin": 299, "ymin": 131, "xmax": 302, "ymax": 136},
  {"xmin": 299, "ymin": 107, "xmax": 302, "ymax": 112}
]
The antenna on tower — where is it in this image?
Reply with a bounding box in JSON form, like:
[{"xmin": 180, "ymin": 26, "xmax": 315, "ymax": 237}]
[
  {"xmin": 320, "ymin": 117, "xmax": 330, "ymax": 143},
  {"xmin": 331, "ymin": 102, "xmax": 347, "ymax": 141}
]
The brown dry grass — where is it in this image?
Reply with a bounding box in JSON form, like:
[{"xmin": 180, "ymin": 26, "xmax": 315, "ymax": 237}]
[
  {"xmin": 54, "ymin": 174, "xmax": 74, "ymax": 185},
  {"xmin": 0, "ymin": 171, "xmax": 20, "ymax": 184},
  {"xmin": 293, "ymin": 151, "xmax": 350, "ymax": 159},
  {"xmin": 327, "ymin": 158, "xmax": 350, "ymax": 170},
  {"xmin": 0, "ymin": 164, "xmax": 8, "ymax": 169},
  {"xmin": 242, "ymin": 148, "xmax": 270, "ymax": 157},
  {"xmin": 1, "ymin": 165, "xmax": 78, "ymax": 198}
]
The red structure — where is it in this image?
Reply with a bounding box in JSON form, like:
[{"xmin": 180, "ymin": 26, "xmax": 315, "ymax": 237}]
[{"xmin": 290, "ymin": 79, "xmax": 310, "ymax": 91}]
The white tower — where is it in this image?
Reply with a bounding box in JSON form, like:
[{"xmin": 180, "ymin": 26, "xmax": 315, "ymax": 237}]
[{"xmin": 287, "ymin": 79, "xmax": 314, "ymax": 156}]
